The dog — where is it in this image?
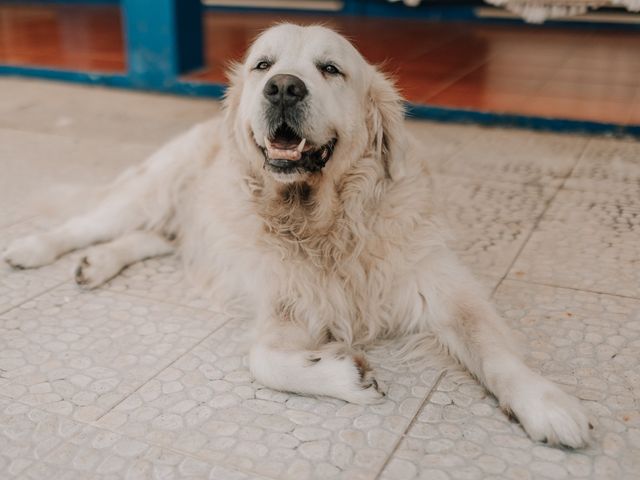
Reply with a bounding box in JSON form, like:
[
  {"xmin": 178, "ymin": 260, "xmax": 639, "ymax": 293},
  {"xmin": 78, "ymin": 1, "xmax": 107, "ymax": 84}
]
[{"xmin": 3, "ymin": 24, "xmax": 591, "ymax": 447}]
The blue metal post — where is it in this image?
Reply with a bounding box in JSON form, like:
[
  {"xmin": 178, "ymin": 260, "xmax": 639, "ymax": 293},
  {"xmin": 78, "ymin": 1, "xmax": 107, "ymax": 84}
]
[
  {"xmin": 342, "ymin": 0, "xmax": 366, "ymax": 14},
  {"xmin": 122, "ymin": 0, "xmax": 203, "ymax": 88}
]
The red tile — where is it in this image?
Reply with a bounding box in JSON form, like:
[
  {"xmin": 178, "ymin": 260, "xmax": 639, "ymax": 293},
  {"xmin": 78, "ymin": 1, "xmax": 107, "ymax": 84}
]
[
  {"xmin": 448, "ymin": 69, "xmax": 543, "ymax": 94},
  {"xmin": 518, "ymin": 96, "xmax": 634, "ymax": 124},
  {"xmin": 428, "ymin": 85, "xmax": 530, "ymax": 113},
  {"xmin": 537, "ymin": 81, "xmax": 639, "ymax": 102},
  {"xmin": 562, "ymin": 53, "xmax": 640, "ymax": 72},
  {"xmin": 626, "ymin": 92, "xmax": 640, "ymax": 125},
  {"xmin": 627, "ymin": 110, "xmax": 640, "ymax": 125},
  {"xmin": 0, "ymin": 4, "xmax": 125, "ymax": 72},
  {"xmin": 550, "ymin": 67, "xmax": 640, "ymax": 86}
]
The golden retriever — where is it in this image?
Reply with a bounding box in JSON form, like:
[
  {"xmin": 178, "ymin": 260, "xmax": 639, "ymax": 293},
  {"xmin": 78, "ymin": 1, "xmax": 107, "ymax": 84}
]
[{"xmin": 3, "ymin": 24, "xmax": 591, "ymax": 447}]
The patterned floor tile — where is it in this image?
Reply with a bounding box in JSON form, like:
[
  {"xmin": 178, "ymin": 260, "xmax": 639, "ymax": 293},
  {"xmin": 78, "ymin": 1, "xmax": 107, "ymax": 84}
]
[
  {"xmin": 437, "ymin": 128, "xmax": 588, "ymax": 186},
  {"xmin": 406, "ymin": 120, "xmax": 483, "ymax": 171},
  {"xmin": 434, "ymin": 175, "xmax": 556, "ymax": 278},
  {"xmin": 380, "ymin": 281, "xmax": 640, "ymax": 480},
  {"xmin": 0, "ymin": 398, "xmax": 261, "ymax": 480},
  {"xmin": 0, "ymin": 219, "xmax": 67, "ymax": 316},
  {"xmin": 0, "ymin": 269, "xmax": 61, "ymax": 316},
  {"xmin": 509, "ymin": 189, "xmax": 640, "ymax": 298},
  {"xmin": 564, "ymin": 137, "xmax": 640, "ymax": 195},
  {"xmin": 0, "ymin": 284, "xmax": 228, "ymax": 422},
  {"xmin": 22, "ymin": 424, "xmax": 266, "ymax": 480},
  {"xmin": 95, "ymin": 317, "xmax": 443, "ymax": 480},
  {"xmin": 0, "ymin": 398, "xmax": 83, "ymax": 478},
  {"xmin": 104, "ymin": 256, "xmax": 226, "ymax": 314}
]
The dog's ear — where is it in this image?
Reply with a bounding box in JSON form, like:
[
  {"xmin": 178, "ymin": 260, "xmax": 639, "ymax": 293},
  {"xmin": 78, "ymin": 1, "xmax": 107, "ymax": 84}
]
[{"xmin": 366, "ymin": 69, "xmax": 406, "ymax": 179}]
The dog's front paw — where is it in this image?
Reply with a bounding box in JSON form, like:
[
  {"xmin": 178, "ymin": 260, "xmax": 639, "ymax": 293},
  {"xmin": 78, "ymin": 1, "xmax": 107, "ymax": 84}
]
[
  {"xmin": 311, "ymin": 348, "xmax": 385, "ymax": 405},
  {"xmin": 505, "ymin": 374, "xmax": 591, "ymax": 448},
  {"xmin": 3, "ymin": 235, "xmax": 57, "ymax": 269},
  {"xmin": 349, "ymin": 354, "xmax": 386, "ymax": 404},
  {"xmin": 74, "ymin": 250, "xmax": 121, "ymax": 289}
]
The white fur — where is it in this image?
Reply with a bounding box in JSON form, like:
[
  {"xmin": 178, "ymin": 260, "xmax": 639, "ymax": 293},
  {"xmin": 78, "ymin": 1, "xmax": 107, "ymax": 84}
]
[
  {"xmin": 74, "ymin": 231, "xmax": 174, "ymax": 289},
  {"xmin": 3, "ymin": 24, "xmax": 590, "ymax": 447}
]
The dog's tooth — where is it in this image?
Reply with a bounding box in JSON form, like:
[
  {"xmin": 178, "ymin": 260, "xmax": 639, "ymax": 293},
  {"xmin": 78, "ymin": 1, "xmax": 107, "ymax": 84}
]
[{"xmin": 296, "ymin": 138, "xmax": 306, "ymax": 153}]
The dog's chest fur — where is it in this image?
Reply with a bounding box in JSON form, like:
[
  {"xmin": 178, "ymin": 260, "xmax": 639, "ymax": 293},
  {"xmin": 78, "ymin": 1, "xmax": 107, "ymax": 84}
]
[
  {"xmin": 185, "ymin": 153, "xmax": 436, "ymax": 346},
  {"xmin": 250, "ymin": 177, "xmax": 422, "ymax": 344}
]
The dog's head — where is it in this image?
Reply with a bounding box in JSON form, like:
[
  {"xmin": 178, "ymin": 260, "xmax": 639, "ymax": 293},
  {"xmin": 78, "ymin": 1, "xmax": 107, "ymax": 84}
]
[{"xmin": 225, "ymin": 24, "xmax": 405, "ymax": 185}]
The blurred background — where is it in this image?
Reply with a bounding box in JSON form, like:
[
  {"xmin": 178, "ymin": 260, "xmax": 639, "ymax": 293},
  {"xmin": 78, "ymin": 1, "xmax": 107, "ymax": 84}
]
[{"xmin": 0, "ymin": 0, "xmax": 639, "ymax": 134}]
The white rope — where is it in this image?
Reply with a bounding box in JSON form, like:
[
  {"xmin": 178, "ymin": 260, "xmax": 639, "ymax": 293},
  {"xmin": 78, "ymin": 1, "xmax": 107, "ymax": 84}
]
[
  {"xmin": 387, "ymin": 0, "xmax": 640, "ymax": 23},
  {"xmin": 485, "ymin": 0, "xmax": 640, "ymax": 22}
]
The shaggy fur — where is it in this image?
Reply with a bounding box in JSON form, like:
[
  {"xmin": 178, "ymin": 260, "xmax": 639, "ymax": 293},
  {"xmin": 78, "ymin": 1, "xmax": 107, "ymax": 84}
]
[{"xmin": 3, "ymin": 24, "xmax": 591, "ymax": 447}]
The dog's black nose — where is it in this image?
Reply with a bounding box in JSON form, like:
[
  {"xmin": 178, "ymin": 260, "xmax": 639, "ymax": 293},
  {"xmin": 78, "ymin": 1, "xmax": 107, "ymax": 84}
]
[{"xmin": 263, "ymin": 74, "xmax": 308, "ymax": 107}]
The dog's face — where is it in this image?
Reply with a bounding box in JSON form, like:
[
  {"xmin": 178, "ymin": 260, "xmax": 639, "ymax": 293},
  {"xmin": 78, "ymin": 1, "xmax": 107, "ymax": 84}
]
[{"xmin": 229, "ymin": 24, "xmax": 387, "ymax": 184}]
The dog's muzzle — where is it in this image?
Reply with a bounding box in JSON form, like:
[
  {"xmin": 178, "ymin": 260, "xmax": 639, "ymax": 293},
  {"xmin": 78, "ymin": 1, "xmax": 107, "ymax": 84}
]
[
  {"xmin": 262, "ymin": 73, "xmax": 308, "ymax": 136},
  {"xmin": 259, "ymin": 74, "xmax": 337, "ymax": 175}
]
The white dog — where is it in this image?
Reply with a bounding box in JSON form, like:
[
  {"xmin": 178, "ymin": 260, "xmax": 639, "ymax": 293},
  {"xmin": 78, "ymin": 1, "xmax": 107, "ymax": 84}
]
[{"xmin": 3, "ymin": 24, "xmax": 591, "ymax": 447}]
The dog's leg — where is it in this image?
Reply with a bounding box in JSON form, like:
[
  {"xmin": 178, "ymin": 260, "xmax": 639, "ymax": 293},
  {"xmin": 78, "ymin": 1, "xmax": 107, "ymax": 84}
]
[
  {"xmin": 417, "ymin": 252, "xmax": 591, "ymax": 448},
  {"xmin": 3, "ymin": 196, "xmax": 145, "ymax": 270},
  {"xmin": 74, "ymin": 230, "xmax": 174, "ymax": 289},
  {"xmin": 249, "ymin": 323, "xmax": 385, "ymax": 404},
  {"xmin": 4, "ymin": 119, "xmax": 219, "ymax": 271}
]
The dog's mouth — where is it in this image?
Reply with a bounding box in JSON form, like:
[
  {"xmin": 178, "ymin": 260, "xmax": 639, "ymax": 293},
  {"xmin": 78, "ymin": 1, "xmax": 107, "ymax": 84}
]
[{"xmin": 259, "ymin": 123, "xmax": 337, "ymax": 174}]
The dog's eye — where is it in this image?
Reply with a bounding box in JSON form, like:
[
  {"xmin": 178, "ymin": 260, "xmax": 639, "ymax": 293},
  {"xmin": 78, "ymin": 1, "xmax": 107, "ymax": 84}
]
[
  {"xmin": 254, "ymin": 60, "xmax": 272, "ymax": 71},
  {"xmin": 319, "ymin": 64, "xmax": 341, "ymax": 76}
]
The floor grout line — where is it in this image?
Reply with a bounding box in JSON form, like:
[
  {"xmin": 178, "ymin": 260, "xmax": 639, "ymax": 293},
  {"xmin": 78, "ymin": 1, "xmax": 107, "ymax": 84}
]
[
  {"xmin": 92, "ymin": 315, "xmax": 235, "ymax": 424},
  {"xmin": 0, "ymin": 277, "xmax": 67, "ymax": 317},
  {"xmin": 504, "ymin": 276, "xmax": 640, "ymax": 302},
  {"xmin": 420, "ymin": 59, "xmax": 496, "ymax": 102},
  {"xmin": 490, "ymin": 137, "xmax": 592, "ymax": 298},
  {"xmin": 373, "ymin": 369, "xmax": 447, "ymax": 480},
  {"xmin": 0, "ymin": 313, "xmax": 233, "ymax": 415},
  {"xmin": 102, "ymin": 280, "xmax": 232, "ymax": 317}
]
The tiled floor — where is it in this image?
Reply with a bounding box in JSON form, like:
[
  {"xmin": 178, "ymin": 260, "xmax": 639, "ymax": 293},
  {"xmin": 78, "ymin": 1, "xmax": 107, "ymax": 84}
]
[
  {"xmin": 2, "ymin": 5, "xmax": 640, "ymax": 125},
  {"xmin": 1, "ymin": 78, "xmax": 639, "ymax": 479}
]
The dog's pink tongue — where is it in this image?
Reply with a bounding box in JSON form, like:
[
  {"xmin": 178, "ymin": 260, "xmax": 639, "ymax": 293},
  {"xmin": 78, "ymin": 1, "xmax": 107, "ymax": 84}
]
[
  {"xmin": 267, "ymin": 145, "xmax": 302, "ymax": 161},
  {"xmin": 265, "ymin": 137, "xmax": 306, "ymax": 161}
]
